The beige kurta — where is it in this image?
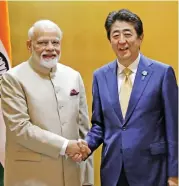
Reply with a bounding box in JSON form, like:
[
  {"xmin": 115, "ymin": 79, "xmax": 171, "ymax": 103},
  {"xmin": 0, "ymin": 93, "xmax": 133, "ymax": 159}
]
[{"xmin": 0, "ymin": 59, "xmax": 93, "ymax": 186}]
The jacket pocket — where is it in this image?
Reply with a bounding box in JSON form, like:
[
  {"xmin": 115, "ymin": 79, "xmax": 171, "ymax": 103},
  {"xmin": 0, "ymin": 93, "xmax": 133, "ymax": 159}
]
[
  {"xmin": 14, "ymin": 151, "xmax": 42, "ymax": 162},
  {"xmin": 150, "ymin": 141, "xmax": 167, "ymax": 155}
]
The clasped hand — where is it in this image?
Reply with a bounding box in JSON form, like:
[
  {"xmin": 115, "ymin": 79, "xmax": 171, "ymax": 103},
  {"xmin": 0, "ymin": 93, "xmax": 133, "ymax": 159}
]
[{"xmin": 65, "ymin": 139, "xmax": 91, "ymax": 162}]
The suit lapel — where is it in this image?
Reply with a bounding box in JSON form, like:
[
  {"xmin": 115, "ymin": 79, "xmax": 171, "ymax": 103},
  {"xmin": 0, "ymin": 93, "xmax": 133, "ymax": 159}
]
[
  {"xmin": 105, "ymin": 60, "xmax": 123, "ymax": 124},
  {"xmin": 123, "ymin": 55, "xmax": 153, "ymax": 125}
]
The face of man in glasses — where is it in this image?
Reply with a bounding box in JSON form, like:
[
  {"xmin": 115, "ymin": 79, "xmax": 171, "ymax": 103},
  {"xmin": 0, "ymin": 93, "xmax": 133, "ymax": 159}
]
[{"xmin": 27, "ymin": 26, "xmax": 61, "ymax": 69}]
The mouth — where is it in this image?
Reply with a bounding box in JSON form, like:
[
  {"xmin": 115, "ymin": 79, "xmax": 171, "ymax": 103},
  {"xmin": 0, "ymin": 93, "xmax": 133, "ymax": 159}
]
[
  {"xmin": 119, "ymin": 47, "xmax": 128, "ymax": 51},
  {"xmin": 42, "ymin": 54, "xmax": 57, "ymax": 60}
]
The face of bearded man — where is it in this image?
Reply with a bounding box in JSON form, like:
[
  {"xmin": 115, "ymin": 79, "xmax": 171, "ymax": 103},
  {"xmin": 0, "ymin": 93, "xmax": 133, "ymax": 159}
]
[{"xmin": 28, "ymin": 26, "xmax": 61, "ymax": 69}]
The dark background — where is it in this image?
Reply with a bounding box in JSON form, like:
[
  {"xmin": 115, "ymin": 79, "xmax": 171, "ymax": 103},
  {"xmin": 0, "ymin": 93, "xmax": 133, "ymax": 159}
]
[{"xmin": 0, "ymin": 163, "xmax": 3, "ymax": 186}]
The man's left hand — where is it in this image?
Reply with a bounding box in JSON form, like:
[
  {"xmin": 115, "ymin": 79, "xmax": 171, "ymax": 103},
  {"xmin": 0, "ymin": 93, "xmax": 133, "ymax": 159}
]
[{"xmin": 168, "ymin": 177, "xmax": 178, "ymax": 186}]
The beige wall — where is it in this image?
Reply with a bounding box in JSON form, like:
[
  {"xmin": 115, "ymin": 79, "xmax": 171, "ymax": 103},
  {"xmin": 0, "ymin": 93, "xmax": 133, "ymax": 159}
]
[{"xmin": 8, "ymin": 1, "xmax": 178, "ymax": 185}]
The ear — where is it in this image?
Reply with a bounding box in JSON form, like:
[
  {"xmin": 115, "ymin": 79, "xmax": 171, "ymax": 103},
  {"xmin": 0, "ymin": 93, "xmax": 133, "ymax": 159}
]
[
  {"xmin": 26, "ymin": 40, "xmax": 32, "ymax": 53},
  {"xmin": 139, "ymin": 34, "xmax": 144, "ymax": 42}
]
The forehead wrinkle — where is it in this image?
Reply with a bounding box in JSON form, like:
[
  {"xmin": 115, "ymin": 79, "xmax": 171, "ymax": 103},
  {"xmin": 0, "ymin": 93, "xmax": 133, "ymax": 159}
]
[
  {"xmin": 111, "ymin": 21, "xmax": 135, "ymax": 31},
  {"xmin": 32, "ymin": 28, "xmax": 59, "ymax": 41},
  {"xmin": 32, "ymin": 25, "xmax": 61, "ymax": 41}
]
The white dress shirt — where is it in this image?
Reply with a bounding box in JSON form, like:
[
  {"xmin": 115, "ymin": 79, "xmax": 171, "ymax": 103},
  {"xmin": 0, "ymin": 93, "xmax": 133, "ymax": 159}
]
[
  {"xmin": 117, "ymin": 53, "xmax": 140, "ymax": 96},
  {"xmin": 60, "ymin": 139, "xmax": 69, "ymax": 155}
]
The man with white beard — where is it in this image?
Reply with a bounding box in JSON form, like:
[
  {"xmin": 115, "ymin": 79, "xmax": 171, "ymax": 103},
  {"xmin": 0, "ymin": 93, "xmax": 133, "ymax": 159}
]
[{"xmin": 0, "ymin": 20, "xmax": 93, "ymax": 186}]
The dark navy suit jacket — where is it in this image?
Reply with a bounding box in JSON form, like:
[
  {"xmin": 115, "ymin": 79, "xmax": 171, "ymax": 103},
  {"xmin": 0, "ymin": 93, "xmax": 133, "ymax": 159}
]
[{"xmin": 86, "ymin": 54, "xmax": 178, "ymax": 186}]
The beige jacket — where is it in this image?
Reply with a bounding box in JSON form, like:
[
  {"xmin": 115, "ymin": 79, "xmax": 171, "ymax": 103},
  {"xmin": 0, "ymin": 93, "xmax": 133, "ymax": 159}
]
[{"xmin": 1, "ymin": 59, "xmax": 93, "ymax": 186}]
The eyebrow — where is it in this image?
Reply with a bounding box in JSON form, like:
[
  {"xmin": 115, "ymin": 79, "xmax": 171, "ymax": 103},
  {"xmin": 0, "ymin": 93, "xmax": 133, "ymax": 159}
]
[
  {"xmin": 112, "ymin": 29, "xmax": 132, "ymax": 34},
  {"xmin": 37, "ymin": 38, "xmax": 60, "ymax": 41}
]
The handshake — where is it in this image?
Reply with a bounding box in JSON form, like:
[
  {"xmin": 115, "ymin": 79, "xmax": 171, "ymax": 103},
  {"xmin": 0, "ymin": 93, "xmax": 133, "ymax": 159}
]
[{"xmin": 65, "ymin": 139, "xmax": 91, "ymax": 162}]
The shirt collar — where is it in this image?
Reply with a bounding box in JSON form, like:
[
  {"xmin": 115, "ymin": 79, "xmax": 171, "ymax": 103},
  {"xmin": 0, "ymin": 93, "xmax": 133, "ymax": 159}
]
[{"xmin": 117, "ymin": 53, "xmax": 140, "ymax": 74}]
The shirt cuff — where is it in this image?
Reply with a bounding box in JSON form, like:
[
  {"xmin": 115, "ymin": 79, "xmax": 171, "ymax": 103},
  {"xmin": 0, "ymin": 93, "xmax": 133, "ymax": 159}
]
[{"xmin": 59, "ymin": 139, "xmax": 69, "ymax": 156}]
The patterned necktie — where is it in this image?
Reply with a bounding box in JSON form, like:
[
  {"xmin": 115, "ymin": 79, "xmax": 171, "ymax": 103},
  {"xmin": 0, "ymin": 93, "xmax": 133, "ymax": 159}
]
[{"xmin": 119, "ymin": 68, "xmax": 132, "ymax": 118}]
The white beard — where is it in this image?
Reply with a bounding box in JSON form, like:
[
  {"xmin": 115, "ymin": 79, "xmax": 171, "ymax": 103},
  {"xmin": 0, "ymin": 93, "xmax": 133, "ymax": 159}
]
[
  {"xmin": 40, "ymin": 57, "xmax": 58, "ymax": 69},
  {"xmin": 31, "ymin": 48, "xmax": 60, "ymax": 69}
]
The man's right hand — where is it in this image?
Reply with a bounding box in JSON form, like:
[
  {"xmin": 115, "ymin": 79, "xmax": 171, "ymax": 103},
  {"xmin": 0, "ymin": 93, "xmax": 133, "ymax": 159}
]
[
  {"xmin": 71, "ymin": 139, "xmax": 91, "ymax": 162},
  {"xmin": 65, "ymin": 140, "xmax": 81, "ymax": 157},
  {"xmin": 66, "ymin": 139, "xmax": 91, "ymax": 162}
]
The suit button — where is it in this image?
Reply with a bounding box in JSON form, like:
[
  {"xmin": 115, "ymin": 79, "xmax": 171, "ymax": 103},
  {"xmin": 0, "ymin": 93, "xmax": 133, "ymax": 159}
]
[{"xmin": 122, "ymin": 126, "xmax": 126, "ymax": 131}]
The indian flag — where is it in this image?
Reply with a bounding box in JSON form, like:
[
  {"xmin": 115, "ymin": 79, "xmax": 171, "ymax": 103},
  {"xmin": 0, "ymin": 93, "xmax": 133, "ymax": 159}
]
[{"xmin": 0, "ymin": 0, "xmax": 11, "ymax": 170}]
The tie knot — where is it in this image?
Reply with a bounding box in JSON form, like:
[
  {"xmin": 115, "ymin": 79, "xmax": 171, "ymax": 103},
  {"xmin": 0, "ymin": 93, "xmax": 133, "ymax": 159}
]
[{"xmin": 123, "ymin": 68, "xmax": 132, "ymax": 77}]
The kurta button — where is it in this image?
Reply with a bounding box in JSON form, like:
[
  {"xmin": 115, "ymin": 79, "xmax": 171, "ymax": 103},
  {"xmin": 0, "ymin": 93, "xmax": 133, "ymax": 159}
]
[
  {"xmin": 62, "ymin": 122, "xmax": 66, "ymax": 126},
  {"xmin": 59, "ymin": 106, "xmax": 63, "ymax": 109}
]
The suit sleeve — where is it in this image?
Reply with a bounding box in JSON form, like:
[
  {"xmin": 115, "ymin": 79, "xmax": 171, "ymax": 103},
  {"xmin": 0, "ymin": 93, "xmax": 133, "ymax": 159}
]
[
  {"xmin": 78, "ymin": 73, "xmax": 94, "ymax": 185},
  {"xmin": 85, "ymin": 72, "xmax": 104, "ymax": 152},
  {"xmin": 162, "ymin": 66, "xmax": 178, "ymax": 177},
  {"xmin": 0, "ymin": 72, "xmax": 67, "ymax": 159}
]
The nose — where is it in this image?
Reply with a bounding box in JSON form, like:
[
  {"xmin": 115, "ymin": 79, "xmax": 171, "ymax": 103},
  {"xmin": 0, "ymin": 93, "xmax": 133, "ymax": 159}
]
[
  {"xmin": 118, "ymin": 34, "xmax": 126, "ymax": 44},
  {"xmin": 46, "ymin": 41, "xmax": 54, "ymax": 51}
]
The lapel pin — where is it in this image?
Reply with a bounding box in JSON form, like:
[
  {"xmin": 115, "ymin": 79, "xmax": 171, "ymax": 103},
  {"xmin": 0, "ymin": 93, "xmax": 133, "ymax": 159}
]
[{"xmin": 141, "ymin": 70, "xmax": 148, "ymax": 80}]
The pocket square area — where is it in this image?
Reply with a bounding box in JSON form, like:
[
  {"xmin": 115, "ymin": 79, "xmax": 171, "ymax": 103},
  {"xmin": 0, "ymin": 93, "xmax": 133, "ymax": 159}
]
[{"xmin": 70, "ymin": 89, "xmax": 79, "ymax": 96}]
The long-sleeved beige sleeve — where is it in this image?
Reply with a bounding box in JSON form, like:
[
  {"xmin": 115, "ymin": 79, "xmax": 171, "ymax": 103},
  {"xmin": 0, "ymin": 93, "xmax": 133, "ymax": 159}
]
[{"xmin": 1, "ymin": 72, "xmax": 66, "ymax": 159}]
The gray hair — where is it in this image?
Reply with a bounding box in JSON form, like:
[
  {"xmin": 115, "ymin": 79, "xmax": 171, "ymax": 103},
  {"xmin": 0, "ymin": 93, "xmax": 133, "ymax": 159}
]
[{"xmin": 28, "ymin": 20, "xmax": 63, "ymax": 40}]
